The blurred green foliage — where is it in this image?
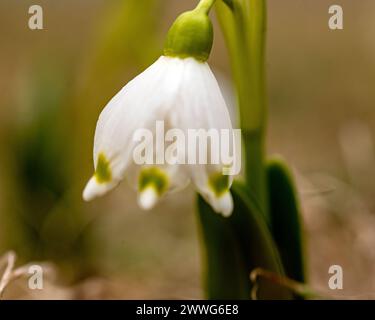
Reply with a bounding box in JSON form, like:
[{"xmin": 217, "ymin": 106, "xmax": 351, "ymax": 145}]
[
  {"xmin": 1, "ymin": 63, "xmax": 95, "ymax": 281},
  {"xmin": 0, "ymin": 0, "xmax": 165, "ymax": 282}
]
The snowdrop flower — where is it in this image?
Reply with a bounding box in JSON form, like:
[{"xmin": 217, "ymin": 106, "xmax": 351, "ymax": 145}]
[{"xmin": 83, "ymin": 1, "xmax": 237, "ymax": 217}]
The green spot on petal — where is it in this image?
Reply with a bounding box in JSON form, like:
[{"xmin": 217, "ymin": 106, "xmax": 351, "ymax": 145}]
[
  {"xmin": 95, "ymin": 153, "xmax": 112, "ymax": 184},
  {"xmin": 139, "ymin": 167, "xmax": 169, "ymax": 196},
  {"xmin": 208, "ymin": 173, "xmax": 229, "ymax": 197}
]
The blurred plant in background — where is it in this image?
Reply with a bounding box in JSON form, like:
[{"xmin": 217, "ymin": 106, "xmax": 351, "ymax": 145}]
[
  {"xmin": 1, "ymin": 61, "xmax": 96, "ymax": 281},
  {"xmin": 0, "ymin": 0, "xmax": 165, "ymax": 283}
]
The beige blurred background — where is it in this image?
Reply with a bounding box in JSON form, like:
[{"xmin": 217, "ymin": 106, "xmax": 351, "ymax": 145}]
[{"xmin": 0, "ymin": 0, "xmax": 375, "ymax": 299}]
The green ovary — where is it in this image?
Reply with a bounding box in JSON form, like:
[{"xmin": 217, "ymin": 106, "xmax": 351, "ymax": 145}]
[
  {"xmin": 164, "ymin": 9, "xmax": 213, "ymax": 62},
  {"xmin": 95, "ymin": 153, "xmax": 112, "ymax": 184},
  {"xmin": 139, "ymin": 167, "xmax": 169, "ymax": 196}
]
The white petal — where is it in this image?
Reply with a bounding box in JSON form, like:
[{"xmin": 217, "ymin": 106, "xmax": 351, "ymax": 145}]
[
  {"xmin": 164, "ymin": 164, "xmax": 190, "ymax": 193},
  {"xmin": 138, "ymin": 187, "xmax": 158, "ymax": 210},
  {"xmin": 85, "ymin": 55, "xmax": 237, "ymax": 208},
  {"xmin": 174, "ymin": 58, "xmax": 233, "ymax": 132},
  {"xmin": 210, "ymin": 191, "xmax": 233, "ymax": 217},
  {"xmin": 131, "ymin": 164, "xmax": 189, "ymax": 212},
  {"xmin": 163, "ymin": 58, "xmax": 236, "ymax": 216},
  {"xmin": 93, "ymin": 56, "xmax": 187, "ymax": 181},
  {"xmin": 188, "ymin": 164, "xmax": 234, "ymax": 217},
  {"xmin": 84, "ymin": 56, "xmax": 190, "ymax": 201},
  {"xmin": 82, "ymin": 176, "xmax": 119, "ymax": 201}
]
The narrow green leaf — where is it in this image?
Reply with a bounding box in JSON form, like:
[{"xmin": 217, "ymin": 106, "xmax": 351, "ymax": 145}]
[
  {"xmin": 197, "ymin": 180, "xmax": 292, "ymax": 299},
  {"xmin": 197, "ymin": 195, "xmax": 249, "ymax": 299},
  {"xmin": 267, "ymin": 157, "xmax": 306, "ymax": 283}
]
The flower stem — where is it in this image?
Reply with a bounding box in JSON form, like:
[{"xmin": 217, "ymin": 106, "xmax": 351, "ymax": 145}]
[
  {"xmin": 244, "ymin": 0, "xmax": 267, "ymax": 132},
  {"xmin": 196, "ymin": 0, "xmax": 217, "ymax": 14},
  {"xmin": 243, "ymin": 129, "xmax": 267, "ymax": 216},
  {"xmin": 243, "ymin": 0, "xmax": 268, "ymax": 220},
  {"xmin": 217, "ymin": 0, "xmax": 269, "ymax": 220}
]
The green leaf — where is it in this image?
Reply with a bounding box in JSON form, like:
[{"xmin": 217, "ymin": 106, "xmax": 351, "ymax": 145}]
[
  {"xmin": 267, "ymin": 157, "xmax": 306, "ymax": 283},
  {"xmin": 197, "ymin": 180, "xmax": 292, "ymax": 299},
  {"xmin": 197, "ymin": 194, "xmax": 249, "ymax": 299}
]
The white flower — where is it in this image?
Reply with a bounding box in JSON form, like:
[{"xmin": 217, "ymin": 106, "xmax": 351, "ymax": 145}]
[{"xmin": 83, "ymin": 55, "xmax": 236, "ymax": 217}]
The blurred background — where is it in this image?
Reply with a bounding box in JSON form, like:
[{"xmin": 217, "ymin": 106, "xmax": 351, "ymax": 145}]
[{"xmin": 0, "ymin": 0, "xmax": 375, "ymax": 299}]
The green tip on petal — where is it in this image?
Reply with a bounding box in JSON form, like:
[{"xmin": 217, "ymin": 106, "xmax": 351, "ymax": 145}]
[
  {"xmin": 95, "ymin": 153, "xmax": 112, "ymax": 184},
  {"xmin": 138, "ymin": 167, "xmax": 169, "ymax": 197},
  {"xmin": 164, "ymin": 9, "xmax": 213, "ymax": 62},
  {"xmin": 208, "ymin": 172, "xmax": 230, "ymax": 197}
]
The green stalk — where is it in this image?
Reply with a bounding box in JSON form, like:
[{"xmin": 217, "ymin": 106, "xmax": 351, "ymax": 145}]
[
  {"xmin": 246, "ymin": 0, "xmax": 267, "ymax": 130},
  {"xmin": 196, "ymin": 0, "xmax": 217, "ymax": 14},
  {"xmin": 216, "ymin": 0, "xmax": 269, "ymax": 221}
]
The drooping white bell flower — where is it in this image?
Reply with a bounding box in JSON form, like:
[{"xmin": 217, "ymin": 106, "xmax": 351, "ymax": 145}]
[{"xmin": 83, "ymin": 1, "xmax": 238, "ymax": 217}]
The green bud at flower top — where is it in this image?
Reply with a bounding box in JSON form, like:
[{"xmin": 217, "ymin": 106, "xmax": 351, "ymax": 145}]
[{"xmin": 164, "ymin": 8, "xmax": 213, "ymax": 62}]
